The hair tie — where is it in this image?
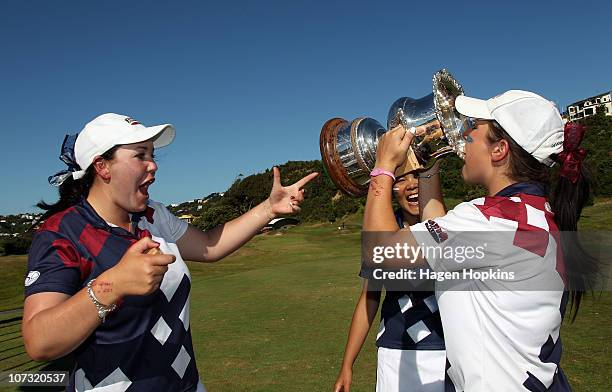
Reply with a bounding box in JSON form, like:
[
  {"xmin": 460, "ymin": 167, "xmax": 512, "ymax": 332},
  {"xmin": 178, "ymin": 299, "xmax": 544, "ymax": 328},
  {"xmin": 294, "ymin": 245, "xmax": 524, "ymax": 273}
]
[
  {"xmin": 557, "ymin": 122, "xmax": 587, "ymax": 183},
  {"xmin": 48, "ymin": 133, "xmax": 85, "ymax": 186}
]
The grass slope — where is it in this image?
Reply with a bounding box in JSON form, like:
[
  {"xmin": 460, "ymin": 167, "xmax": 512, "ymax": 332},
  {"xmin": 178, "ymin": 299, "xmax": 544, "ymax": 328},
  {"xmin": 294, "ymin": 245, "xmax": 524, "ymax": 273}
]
[{"xmin": 0, "ymin": 199, "xmax": 610, "ymax": 391}]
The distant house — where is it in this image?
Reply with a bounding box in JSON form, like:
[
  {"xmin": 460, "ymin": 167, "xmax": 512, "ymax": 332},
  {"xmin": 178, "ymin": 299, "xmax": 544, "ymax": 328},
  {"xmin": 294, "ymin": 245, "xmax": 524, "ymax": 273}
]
[
  {"xmin": 261, "ymin": 217, "xmax": 300, "ymax": 233},
  {"xmin": 178, "ymin": 214, "xmax": 195, "ymax": 224},
  {"xmin": 566, "ymin": 91, "xmax": 612, "ymax": 121}
]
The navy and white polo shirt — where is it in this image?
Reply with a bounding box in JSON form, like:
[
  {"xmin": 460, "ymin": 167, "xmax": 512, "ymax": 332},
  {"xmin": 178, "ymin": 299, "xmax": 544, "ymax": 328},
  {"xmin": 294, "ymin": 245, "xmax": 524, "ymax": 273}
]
[
  {"xmin": 360, "ymin": 210, "xmax": 445, "ymax": 351},
  {"xmin": 25, "ymin": 198, "xmax": 199, "ymax": 392}
]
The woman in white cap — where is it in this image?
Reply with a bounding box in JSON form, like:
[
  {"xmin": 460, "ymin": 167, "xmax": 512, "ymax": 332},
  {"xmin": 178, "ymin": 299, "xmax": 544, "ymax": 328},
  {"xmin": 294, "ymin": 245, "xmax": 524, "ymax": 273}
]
[
  {"xmin": 363, "ymin": 90, "xmax": 598, "ymax": 391},
  {"xmin": 334, "ymin": 170, "xmax": 446, "ymax": 392},
  {"xmin": 22, "ymin": 113, "xmax": 318, "ymax": 392}
]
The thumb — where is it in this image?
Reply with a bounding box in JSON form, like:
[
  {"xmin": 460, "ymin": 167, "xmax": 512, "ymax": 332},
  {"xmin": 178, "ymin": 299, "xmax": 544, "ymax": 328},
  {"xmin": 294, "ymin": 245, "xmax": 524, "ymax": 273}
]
[
  {"xmin": 272, "ymin": 166, "xmax": 281, "ymax": 188},
  {"xmin": 130, "ymin": 236, "xmax": 160, "ymax": 254}
]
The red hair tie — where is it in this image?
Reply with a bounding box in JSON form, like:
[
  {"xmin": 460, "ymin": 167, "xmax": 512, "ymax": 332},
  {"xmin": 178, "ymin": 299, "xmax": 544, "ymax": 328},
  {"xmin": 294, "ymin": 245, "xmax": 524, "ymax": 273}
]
[{"xmin": 558, "ymin": 122, "xmax": 587, "ymax": 183}]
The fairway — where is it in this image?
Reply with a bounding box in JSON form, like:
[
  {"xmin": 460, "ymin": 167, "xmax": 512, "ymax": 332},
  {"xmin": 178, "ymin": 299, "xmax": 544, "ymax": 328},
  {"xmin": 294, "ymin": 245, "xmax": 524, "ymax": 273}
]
[{"xmin": 0, "ymin": 200, "xmax": 610, "ymax": 391}]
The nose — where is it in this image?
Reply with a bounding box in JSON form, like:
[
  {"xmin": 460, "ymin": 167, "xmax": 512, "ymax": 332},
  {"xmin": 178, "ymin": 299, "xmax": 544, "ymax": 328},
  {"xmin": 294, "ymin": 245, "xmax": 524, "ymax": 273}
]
[
  {"xmin": 406, "ymin": 177, "xmax": 418, "ymax": 191},
  {"xmin": 147, "ymin": 159, "xmax": 158, "ymax": 173},
  {"xmin": 400, "ymin": 174, "xmax": 418, "ymax": 192}
]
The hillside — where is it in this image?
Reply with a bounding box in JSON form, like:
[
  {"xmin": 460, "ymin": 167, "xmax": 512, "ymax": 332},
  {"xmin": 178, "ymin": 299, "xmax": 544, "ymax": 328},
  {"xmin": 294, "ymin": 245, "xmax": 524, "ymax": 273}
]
[
  {"xmin": 176, "ymin": 113, "xmax": 612, "ymax": 231},
  {"xmin": 1, "ymin": 115, "xmax": 610, "ymax": 255}
]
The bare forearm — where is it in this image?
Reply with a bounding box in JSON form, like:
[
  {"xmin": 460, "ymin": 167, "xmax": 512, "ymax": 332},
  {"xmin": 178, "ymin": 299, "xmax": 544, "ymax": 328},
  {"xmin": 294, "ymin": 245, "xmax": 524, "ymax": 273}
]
[
  {"xmin": 419, "ymin": 162, "xmax": 446, "ymax": 221},
  {"xmin": 363, "ymin": 175, "xmax": 398, "ymax": 231},
  {"xmin": 341, "ymin": 289, "xmax": 380, "ymax": 369},
  {"xmin": 23, "ymin": 289, "xmax": 103, "ymax": 361},
  {"xmin": 363, "ymin": 173, "xmax": 429, "ymax": 269},
  {"xmin": 201, "ymin": 199, "xmax": 274, "ymax": 261}
]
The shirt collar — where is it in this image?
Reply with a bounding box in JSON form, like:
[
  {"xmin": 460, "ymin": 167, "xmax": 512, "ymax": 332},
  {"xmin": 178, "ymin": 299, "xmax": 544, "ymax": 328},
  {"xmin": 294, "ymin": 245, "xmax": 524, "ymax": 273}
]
[
  {"xmin": 76, "ymin": 197, "xmax": 141, "ymax": 237},
  {"xmin": 495, "ymin": 182, "xmax": 547, "ymax": 197}
]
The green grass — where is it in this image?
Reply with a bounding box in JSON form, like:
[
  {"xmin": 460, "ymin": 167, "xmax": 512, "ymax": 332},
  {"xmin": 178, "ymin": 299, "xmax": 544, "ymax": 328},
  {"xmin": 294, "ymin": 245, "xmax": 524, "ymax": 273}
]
[
  {"xmin": 579, "ymin": 197, "xmax": 612, "ymax": 230},
  {"xmin": 0, "ymin": 256, "xmax": 28, "ymax": 312},
  {"xmin": 0, "ymin": 199, "xmax": 610, "ymax": 391}
]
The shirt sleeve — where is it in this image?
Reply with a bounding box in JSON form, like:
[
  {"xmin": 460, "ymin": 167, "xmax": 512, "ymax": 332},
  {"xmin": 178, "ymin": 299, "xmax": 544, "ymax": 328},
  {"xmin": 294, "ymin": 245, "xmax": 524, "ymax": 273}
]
[
  {"xmin": 24, "ymin": 231, "xmax": 82, "ymax": 297},
  {"xmin": 410, "ymin": 201, "xmax": 499, "ymax": 273},
  {"xmin": 358, "ymin": 264, "xmax": 383, "ymax": 291},
  {"xmin": 148, "ymin": 201, "xmax": 189, "ymax": 243}
]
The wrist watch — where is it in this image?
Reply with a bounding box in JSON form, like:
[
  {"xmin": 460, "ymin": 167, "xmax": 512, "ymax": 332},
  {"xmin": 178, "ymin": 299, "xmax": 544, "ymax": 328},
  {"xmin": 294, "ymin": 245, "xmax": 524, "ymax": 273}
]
[{"xmin": 87, "ymin": 279, "xmax": 117, "ymax": 323}]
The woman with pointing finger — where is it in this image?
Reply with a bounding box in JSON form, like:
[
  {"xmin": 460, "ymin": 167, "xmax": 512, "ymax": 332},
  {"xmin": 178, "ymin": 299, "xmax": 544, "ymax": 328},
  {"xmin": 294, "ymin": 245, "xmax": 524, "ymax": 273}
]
[{"xmin": 22, "ymin": 113, "xmax": 318, "ymax": 392}]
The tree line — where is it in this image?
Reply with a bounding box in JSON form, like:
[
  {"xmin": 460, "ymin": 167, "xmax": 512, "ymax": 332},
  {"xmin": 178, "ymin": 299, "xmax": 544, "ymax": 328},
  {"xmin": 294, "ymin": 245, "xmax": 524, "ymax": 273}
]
[{"xmin": 2, "ymin": 113, "xmax": 610, "ymax": 255}]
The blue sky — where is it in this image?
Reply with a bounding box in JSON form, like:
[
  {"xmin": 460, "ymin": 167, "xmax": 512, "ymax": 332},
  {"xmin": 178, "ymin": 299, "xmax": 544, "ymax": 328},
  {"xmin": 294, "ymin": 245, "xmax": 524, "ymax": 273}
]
[{"xmin": 1, "ymin": 0, "xmax": 610, "ymax": 214}]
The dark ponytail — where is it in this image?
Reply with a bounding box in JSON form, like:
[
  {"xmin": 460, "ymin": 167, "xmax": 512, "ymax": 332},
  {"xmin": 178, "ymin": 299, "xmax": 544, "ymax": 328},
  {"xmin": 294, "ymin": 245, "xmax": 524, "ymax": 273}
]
[
  {"xmin": 487, "ymin": 121, "xmax": 599, "ymax": 320},
  {"xmin": 35, "ymin": 147, "xmax": 118, "ymax": 224},
  {"xmin": 550, "ymin": 164, "xmax": 598, "ymax": 320}
]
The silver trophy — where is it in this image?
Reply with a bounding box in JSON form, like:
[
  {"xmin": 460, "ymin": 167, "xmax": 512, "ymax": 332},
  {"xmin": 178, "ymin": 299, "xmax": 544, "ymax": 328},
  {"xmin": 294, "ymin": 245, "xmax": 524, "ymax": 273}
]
[
  {"xmin": 319, "ymin": 69, "xmax": 468, "ymax": 197},
  {"xmin": 387, "ymin": 69, "xmax": 467, "ymax": 164}
]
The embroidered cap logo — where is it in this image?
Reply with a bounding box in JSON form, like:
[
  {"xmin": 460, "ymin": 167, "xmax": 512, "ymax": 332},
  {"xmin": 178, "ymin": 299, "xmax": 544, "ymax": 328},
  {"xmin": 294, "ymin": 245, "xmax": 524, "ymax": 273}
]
[{"xmin": 124, "ymin": 117, "xmax": 141, "ymax": 126}]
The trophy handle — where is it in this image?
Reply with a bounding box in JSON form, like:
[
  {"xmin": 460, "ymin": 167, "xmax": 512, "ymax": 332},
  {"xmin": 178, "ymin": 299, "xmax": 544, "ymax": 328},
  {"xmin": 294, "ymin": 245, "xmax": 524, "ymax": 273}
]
[
  {"xmin": 319, "ymin": 117, "xmax": 369, "ymax": 196},
  {"xmin": 396, "ymin": 146, "xmax": 422, "ymax": 177}
]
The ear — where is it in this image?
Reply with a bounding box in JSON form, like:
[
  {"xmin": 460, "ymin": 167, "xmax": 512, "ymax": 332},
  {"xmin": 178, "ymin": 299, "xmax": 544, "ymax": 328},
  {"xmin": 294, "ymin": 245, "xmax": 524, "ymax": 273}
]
[
  {"xmin": 92, "ymin": 157, "xmax": 111, "ymax": 182},
  {"xmin": 490, "ymin": 139, "xmax": 510, "ymax": 163}
]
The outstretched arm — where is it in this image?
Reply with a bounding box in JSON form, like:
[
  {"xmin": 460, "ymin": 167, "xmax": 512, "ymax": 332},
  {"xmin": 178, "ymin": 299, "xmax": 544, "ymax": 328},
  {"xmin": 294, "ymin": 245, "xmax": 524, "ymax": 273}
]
[{"xmin": 177, "ymin": 167, "xmax": 318, "ymax": 262}]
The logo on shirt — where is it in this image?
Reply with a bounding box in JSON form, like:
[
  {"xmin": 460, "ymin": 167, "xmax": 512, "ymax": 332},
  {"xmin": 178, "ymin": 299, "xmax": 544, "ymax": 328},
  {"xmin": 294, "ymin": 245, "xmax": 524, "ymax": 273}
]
[
  {"xmin": 25, "ymin": 271, "xmax": 40, "ymax": 287},
  {"xmin": 425, "ymin": 220, "xmax": 447, "ymax": 244}
]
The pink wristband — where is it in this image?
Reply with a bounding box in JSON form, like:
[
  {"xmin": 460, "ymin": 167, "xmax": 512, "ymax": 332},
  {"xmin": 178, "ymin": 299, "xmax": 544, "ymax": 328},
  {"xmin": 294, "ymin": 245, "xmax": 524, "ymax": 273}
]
[{"xmin": 370, "ymin": 168, "xmax": 396, "ymax": 181}]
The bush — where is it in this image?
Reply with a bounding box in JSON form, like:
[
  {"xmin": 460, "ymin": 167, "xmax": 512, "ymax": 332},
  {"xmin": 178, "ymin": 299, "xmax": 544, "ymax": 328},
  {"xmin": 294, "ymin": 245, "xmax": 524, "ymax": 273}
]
[{"xmin": 1, "ymin": 236, "xmax": 32, "ymax": 255}]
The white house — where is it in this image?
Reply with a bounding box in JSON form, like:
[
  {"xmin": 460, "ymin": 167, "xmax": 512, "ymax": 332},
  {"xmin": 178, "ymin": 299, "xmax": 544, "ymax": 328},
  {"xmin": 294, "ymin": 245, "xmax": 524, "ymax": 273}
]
[{"xmin": 566, "ymin": 91, "xmax": 612, "ymax": 121}]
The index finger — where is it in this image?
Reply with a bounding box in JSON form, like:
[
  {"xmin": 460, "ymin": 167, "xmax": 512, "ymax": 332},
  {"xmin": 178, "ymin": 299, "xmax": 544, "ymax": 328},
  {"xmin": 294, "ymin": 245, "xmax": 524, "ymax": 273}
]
[
  {"xmin": 388, "ymin": 124, "xmax": 405, "ymax": 137},
  {"xmin": 149, "ymin": 254, "xmax": 176, "ymax": 266},
  {"xmin": 294, "ymin": 172, "xmax": 319, "ymax": 189}
]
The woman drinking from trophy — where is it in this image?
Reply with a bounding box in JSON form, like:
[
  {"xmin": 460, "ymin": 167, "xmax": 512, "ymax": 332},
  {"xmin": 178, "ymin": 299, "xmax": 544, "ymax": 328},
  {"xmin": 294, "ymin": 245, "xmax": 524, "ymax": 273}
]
[{"xmin": 363, "ymin": 90, "xmax": 597, "ymax": 391}]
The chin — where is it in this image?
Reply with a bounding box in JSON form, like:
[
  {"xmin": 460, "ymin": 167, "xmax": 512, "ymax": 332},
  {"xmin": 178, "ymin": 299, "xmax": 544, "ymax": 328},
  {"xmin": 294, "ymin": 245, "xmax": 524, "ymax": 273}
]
[
  {"xmin": 461, "ymin": 166, "xmax": 477, "ymax": 184},
  {"xmin": 131, "ymin": 200, "xmax": 149, "ymax": 213},
  {"xmin": 461, "ymin": 166, "xmax": 468, "ymax": 181},
  {"xmin": 399, "ymin": 203, "xmax": 419, "ymax": 219}
]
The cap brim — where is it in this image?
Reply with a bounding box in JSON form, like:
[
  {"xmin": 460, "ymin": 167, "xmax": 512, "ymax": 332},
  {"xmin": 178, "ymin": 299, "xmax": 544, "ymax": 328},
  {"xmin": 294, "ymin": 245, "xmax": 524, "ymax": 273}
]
[
  {"xmin": 149, "ymin": 124, "xmax": 175, "ymax": 148},
  {"xmin": 455, "ymin": 95, "xmax": 495, "ymax": 120},
  {"xmin": 113, "ymin": 124, "xmax": 176, "ymax": 148}
]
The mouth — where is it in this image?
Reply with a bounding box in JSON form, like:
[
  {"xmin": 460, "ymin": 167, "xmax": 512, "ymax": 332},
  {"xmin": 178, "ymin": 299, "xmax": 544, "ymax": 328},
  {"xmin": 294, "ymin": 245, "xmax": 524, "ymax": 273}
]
[
  {"xmin": 138, "ymin": 178, "xmax": 155, "ymax": 197},
  {"xmin": 406, "ymin": 193, "xmax": 418, "ymax": 205}
]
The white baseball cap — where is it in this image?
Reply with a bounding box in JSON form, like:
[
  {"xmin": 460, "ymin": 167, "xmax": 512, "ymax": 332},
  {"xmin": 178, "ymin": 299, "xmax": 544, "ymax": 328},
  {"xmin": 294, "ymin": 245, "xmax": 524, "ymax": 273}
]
[
  {"xmin": 72, "ymin": 113, "xmax": 175, "ymax": 179},
  {"xmin": 455, "ymin": 90, "xmax": 564, "ymax": 167}
]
